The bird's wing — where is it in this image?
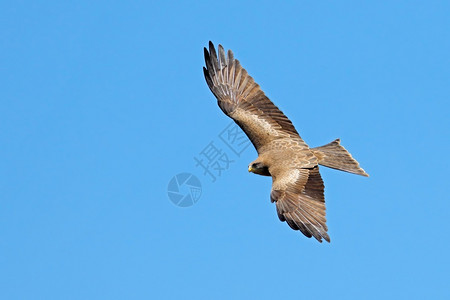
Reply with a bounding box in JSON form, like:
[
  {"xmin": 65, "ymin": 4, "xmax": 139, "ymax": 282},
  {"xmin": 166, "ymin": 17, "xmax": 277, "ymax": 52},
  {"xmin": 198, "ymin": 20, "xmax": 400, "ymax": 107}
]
[
  {"xmin": 270, "ymin": 165, "xmax": 330, "ymax": 243},
  {"xmin": 203, "ymin": 41, "xmax": 309, "ymax": 152}
]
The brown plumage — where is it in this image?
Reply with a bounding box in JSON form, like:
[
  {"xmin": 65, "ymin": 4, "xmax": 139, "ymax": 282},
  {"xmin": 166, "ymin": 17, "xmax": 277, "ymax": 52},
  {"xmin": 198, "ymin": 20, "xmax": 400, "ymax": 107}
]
[{"xmin": 203, "ymin": 41, "xmax": 368, "ymax": 243}]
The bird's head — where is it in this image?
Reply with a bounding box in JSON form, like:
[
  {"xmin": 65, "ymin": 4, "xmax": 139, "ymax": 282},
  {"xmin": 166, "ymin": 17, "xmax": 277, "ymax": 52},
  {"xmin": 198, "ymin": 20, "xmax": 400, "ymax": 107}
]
[{"xmin": 248, "ymin": 160, "xmax": 270, "ymax": 176}]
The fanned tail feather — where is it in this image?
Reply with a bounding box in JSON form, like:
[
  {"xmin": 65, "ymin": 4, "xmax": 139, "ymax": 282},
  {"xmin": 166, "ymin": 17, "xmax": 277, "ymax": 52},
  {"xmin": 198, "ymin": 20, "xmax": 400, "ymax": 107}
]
[{"xmin": 311, "ymin": 139, "xmax": 369, "ymax": 177}]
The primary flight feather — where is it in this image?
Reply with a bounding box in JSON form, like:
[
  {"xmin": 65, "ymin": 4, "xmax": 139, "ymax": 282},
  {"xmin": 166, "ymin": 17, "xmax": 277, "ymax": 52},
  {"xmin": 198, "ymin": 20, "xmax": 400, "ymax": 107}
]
[{"xmin": 203, "ymin": 41, "xmax": 368, "ymax": 243}]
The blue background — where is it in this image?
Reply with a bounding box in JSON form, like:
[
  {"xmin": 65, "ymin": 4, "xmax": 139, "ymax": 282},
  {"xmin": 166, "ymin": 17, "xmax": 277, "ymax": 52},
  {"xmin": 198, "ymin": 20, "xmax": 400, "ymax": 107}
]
[{"xmin": 1, "ymin": 1, "xmax": 449, "ymax": 299}]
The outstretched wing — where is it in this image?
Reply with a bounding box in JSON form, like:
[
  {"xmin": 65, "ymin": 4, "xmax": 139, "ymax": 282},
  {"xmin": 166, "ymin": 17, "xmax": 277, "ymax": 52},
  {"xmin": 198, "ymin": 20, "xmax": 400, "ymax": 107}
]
[
  {"xmin": 270, "ymin": 166, "xmax": 330, "ymax": 243},
  {"xmin": 203, "ymin": 41, "xmax": 309, "ymax": 153}
]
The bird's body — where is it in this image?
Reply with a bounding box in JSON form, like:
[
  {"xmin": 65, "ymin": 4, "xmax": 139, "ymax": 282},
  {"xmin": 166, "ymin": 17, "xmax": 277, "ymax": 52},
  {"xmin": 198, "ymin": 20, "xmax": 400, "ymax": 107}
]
[{"xmin": 203, "ymin": 42, "xmax": 368, "ymax": 243}]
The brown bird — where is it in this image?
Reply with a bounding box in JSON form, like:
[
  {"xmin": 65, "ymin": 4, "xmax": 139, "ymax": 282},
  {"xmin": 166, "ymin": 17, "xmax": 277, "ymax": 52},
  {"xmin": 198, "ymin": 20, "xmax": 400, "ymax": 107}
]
[{"xmin": 203, "ymin": 42, "xmax": 368, "ymax": 243}]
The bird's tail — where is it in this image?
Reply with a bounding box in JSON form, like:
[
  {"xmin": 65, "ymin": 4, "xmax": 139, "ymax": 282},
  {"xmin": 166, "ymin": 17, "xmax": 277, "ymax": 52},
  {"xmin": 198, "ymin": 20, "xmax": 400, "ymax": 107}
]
[{"xmin": 311, "ymin": 139, "xmax": 369, "ymax": 177}]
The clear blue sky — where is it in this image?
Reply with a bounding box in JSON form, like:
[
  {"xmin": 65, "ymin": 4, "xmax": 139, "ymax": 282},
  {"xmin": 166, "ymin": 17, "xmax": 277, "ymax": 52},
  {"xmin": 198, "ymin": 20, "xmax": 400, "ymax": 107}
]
[{"xmin": 1, "ymin": 1, "xmax": 449, "ymax": 299}]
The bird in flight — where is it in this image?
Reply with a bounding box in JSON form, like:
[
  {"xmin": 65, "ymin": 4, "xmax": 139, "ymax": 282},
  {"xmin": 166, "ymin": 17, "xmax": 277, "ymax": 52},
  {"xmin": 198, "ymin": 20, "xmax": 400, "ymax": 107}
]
[{"xmin": 203, "ymin": 41, "xmax": 368, "ymax": 243}]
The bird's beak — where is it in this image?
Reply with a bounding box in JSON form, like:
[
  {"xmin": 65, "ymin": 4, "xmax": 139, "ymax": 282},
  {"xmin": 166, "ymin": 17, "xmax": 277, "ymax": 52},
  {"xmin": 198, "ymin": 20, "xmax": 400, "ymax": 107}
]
[{"xmin": 248, "ymin": 166, "xmax": 253, "ymax": 173}]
